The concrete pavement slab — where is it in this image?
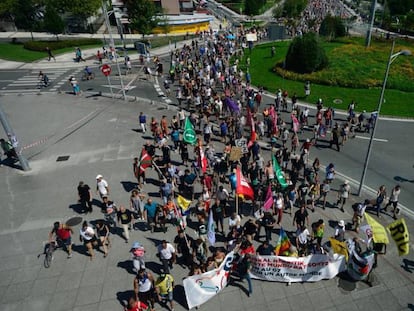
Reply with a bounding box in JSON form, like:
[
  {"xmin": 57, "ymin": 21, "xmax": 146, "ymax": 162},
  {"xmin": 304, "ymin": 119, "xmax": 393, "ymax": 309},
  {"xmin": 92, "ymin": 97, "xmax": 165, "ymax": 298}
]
[{"xmin": 49, "ymin": 289, "xmax": 78, "ymax": 311}]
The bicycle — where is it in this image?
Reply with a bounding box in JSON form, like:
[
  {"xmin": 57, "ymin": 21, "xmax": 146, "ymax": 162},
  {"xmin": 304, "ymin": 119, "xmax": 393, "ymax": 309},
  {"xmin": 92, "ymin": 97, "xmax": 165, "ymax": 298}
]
[{"xmin": 39, "ymin": 240, "xmax": 59, "ymax": 268}]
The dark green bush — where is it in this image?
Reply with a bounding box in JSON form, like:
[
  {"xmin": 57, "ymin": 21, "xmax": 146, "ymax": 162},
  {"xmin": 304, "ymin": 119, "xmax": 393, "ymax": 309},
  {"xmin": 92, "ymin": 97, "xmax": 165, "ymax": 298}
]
[
  {"xmin": 23, "ymin": 39, "xmax": 102, "ymax": 51},
  {"xmin": 285, "ymin": 32, "xmax": 329, "ymax": 74}
]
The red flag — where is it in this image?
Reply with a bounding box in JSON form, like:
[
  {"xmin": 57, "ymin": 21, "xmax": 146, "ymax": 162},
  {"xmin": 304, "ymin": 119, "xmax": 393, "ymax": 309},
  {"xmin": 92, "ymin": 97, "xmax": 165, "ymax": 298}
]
[
  {"xmin": 199, "ymin": 145, "xmax": 208, "ymax": 174},
  {"xmin": 236, "ymin": 167, "xmax": 254, "ymax": 200},
  {"xmin": 263, "ymin": 185, "xmax": 273, "ymax": 211},
  {"xmin": 139, "ymin": 149, "xmax": 152, "ymax": 174}
]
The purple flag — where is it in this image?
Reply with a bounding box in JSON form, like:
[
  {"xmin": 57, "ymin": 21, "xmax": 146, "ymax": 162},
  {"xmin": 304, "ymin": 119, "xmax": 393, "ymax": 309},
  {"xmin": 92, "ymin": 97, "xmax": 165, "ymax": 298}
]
[
  {"xmin": 225, "ymin": 97, "xmax": 240, "ymax": 113},
  {"xmin": 263, "ymin": 185, "xmax": 273, "ymax": 211}
]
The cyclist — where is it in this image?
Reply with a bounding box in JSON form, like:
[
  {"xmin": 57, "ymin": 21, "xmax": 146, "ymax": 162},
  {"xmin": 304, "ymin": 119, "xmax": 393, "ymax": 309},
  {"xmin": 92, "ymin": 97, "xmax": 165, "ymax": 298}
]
[
  {"xmin": 84, "ymin": 66, "xmax": 93, "ymax": 80},
  {"xmin": 38, "ymin": 71, "xmax": 49, "ymax": 87},
  {"xmin": 48, "ymin": 222, "xmax": 73, "ymax": 258}
]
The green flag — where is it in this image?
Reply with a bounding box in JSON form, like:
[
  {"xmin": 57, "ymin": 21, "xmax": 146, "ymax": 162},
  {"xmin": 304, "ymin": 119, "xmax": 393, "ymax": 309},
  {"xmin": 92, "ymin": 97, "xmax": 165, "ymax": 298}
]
[
  {"xmin": 183, "ymin": 117, "xmax": 197, "ymax": 145},
  {"xmin": 273, "ymin": 154, "xmax": 288, "ymax": 189}
]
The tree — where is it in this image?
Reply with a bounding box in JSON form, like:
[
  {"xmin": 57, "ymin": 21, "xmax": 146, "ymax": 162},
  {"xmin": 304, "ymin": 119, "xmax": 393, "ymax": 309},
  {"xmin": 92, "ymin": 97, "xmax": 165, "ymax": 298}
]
[
  {"xmin": 53, "ymin": 0, "xmax": 101, "ymax": 18},
  {"xmin": 9, "ymin": 0, "xmax": 42, "ymax": 39},
  {"xmin": 387, "ymin": 0, "xmax": 414, "ymax": 15},
  {"xmin": 282, "ymin": 0, "xmax": 308, "ymax": 18},
  {"xmin": 125, "ymin": 0, "xmax": 159, "ymax": 37},
  {"xmin": 319, "ymin": 15, "xmax": 346, "ymax": 40},
  {"xmin": 285, "ymin": 32, "xmax": 328, "ymax": 74},
  {"xmin": 43, "ymin": 5, "xmax": 65, "ymax": 39},
  {"xmin": 245, "ymin": 0, "xmax": 261, "ymax": 16}
]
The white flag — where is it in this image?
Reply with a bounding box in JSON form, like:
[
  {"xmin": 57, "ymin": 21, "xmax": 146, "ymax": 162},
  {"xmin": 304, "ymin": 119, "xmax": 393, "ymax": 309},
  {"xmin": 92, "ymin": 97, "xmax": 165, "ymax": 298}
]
[
  {"xmin": 184, "ymin": 252, "xmax": 235, "ymax": 309},
  {"xmin": 207, "ymin": 209, "xmax": 215, "ymax": 246}
]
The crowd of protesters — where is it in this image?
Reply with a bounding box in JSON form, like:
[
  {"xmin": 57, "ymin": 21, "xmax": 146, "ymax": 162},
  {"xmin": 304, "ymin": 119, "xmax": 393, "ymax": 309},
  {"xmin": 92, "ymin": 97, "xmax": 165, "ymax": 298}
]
[{"xmin": 47, "ymin": 27, "xmax": 401, "ymax": 310}]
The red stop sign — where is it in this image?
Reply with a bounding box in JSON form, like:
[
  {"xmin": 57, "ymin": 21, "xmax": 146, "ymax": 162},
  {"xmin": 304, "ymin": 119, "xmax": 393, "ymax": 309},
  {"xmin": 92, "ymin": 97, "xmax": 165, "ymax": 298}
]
[{"xmin": 101, "ymin": 64, "xmax": 112, "ymax": 76}]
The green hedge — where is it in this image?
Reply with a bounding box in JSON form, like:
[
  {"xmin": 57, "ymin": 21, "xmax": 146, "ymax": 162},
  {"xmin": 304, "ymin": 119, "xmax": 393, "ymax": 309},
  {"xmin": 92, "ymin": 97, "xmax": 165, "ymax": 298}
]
[{"xmin": 23, "ymin": 39, "xmax": 102, "ymax": 51}]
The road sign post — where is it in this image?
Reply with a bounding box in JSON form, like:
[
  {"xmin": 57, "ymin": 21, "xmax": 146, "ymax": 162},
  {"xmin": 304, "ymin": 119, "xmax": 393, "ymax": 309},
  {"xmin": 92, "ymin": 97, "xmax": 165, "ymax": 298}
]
[{"xmin": 101, "ymin": 64, "xmax": 114, "ymax": 98}]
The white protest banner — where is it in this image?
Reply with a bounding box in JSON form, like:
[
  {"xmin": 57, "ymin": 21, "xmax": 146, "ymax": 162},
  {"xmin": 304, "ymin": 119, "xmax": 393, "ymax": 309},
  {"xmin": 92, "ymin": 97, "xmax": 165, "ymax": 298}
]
[
  {"xmin": 250, "ymin": 254, "xmax": 346, "ymax": 283},
  {"xmin": 246, "ymin": 33, "xmax": 257, "ymax": 42},
  {"xmin": 183, "ymin": 251, "xmax": 235, "ymax": 309}
]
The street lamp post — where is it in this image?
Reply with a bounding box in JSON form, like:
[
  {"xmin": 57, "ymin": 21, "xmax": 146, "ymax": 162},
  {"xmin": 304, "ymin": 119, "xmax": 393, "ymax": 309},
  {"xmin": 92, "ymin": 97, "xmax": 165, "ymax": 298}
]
[
  {"xmin": 0, "ymin": 105, "xmax": 30, "ymax": 171},
  {"xmin": 357, "ymin": 40, "xmax": 411, "ymax": 196},
  {"xmin": 102, "ymin": 1, "xmax": 127, "ymax": 101}
]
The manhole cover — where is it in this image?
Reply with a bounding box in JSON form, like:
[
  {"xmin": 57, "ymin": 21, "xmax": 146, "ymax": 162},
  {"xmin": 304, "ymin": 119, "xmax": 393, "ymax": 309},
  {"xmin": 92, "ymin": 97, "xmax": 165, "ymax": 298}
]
[
  {"xmin": 66, "ymin": 216, "xmax": 83, "ymax": 227},
  {"xmin": 338, "ymin": 278, "xmax": 357, "ymax": 291},
  {"xmin": 56, "ymin": 155, "xmax": 70, "ymax": 162}
]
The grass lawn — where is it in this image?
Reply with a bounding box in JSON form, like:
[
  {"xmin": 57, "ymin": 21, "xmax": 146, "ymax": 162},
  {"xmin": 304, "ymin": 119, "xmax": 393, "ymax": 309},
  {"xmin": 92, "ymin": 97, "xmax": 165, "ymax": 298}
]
[
  {"xmin": 0, "ymin": 35, "xmax": 193, "ymax": 63},
  {"xmin": 236, "ymin": 37, "xmax": 414, "ymax": 117},
  {"xmin": 0, "ymin": 43, "xmax": 103, "ymax": 62}
]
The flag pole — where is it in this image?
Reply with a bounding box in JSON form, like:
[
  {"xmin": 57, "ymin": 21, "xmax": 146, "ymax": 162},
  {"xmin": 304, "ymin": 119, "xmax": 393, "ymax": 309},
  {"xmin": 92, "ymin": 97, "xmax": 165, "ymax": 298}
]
[
  {"xmin": 152, "ymin": 160, "xmax": 166, "ymax": 180},
  {"xmin": 236, "ymin": 191, "xmax": 239, "ymax": 216}
]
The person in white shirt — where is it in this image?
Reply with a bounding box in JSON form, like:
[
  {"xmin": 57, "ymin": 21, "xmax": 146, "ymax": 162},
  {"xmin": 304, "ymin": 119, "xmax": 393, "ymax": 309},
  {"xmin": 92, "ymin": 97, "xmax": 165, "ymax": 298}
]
[
  {"xmin": 296, "ymin": 225, "xmax": 311, "ymax": 256},
  {"xmin": 334, "ymin": 220, "xmax": 346, "ymax": 242},
  {"xmin": 79, "ymin": 221, "xmax": 98, "ymax": 260},
  {"xmin": 96, "ymin": 174, "xmax": 109, "ymax": 199},
  {"xmin": 157, "ymin": 240, "xmax": 176, "ymax": 273},
  {"xmin": 384, "ymin": 185, "xmax": 401, "ymax": 219},
  {"xmin": 228, "ymin": 212, "xmax": 241, "ymax": 232}
]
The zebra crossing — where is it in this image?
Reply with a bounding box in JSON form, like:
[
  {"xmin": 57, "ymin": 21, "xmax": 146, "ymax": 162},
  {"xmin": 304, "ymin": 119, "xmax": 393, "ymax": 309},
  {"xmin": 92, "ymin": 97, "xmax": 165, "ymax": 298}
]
[{"xmin": 0, "ymin": 68, "xmax": 77, "ymax": 94}]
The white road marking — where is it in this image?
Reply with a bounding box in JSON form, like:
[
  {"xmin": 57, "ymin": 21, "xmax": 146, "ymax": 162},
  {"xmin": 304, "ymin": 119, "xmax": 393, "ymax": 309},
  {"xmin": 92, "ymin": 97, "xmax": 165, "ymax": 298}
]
[{"xmin": 354, "ymin": 135, "xmax": 388, "ymax": 142}]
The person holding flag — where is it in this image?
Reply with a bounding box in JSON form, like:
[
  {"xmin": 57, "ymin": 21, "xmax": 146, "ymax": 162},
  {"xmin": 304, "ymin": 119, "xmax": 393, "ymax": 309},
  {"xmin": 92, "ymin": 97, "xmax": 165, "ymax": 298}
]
[{"xmin": 137, "ymin": 148, "xmax": 152, "ymax": 186}]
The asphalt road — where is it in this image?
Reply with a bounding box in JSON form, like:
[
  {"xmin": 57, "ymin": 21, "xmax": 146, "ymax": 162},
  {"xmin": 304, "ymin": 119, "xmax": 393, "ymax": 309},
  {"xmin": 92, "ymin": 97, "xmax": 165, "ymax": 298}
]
[{"xmin": 0, "ymin": 63, "xmax": 162, "ymax": 101}]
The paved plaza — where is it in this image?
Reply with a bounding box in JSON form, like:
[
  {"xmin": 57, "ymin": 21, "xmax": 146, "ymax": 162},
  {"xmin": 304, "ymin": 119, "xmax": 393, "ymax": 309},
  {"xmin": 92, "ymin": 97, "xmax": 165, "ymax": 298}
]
[{"xmin": 0, "ymin": 93, "xmax": 413, "ymax": 311}]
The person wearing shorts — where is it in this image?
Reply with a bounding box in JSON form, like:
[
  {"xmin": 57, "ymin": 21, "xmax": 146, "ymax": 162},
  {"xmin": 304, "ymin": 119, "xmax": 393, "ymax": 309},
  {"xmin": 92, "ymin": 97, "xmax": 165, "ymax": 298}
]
[{"xmin": 155, "ymin": 271, "xmax": 175, "ymax": 311}]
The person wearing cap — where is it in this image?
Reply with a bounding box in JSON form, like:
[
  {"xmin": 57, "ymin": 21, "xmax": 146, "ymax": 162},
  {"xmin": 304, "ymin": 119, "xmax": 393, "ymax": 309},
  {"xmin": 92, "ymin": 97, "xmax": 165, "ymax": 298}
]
[
  {"xmin": 337, "ymin": 180, "xmax": 350, "ymax": 212},
  {"xmin": 131, "ymin": 242, "xmax": 146, "ymax": 273},
  {"xmin": 96, "ymin": 174, "xmax": 109, "ymax": 201},
  {"xmin": 334, "ymin": 220, "xmax": 346, "ymax": 242},
  {"xmin": 157, "ymin": 240, "xmax": 176, "ymax": 273},
  {"xmin": 155, "ymin": 270, "xmax": 175, "ymax": 311}
]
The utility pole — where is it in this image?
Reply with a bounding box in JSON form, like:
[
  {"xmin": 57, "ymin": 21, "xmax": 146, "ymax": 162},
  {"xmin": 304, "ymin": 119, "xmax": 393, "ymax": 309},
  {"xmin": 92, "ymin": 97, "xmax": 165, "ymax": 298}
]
[
  {"xmin": 365, "ymin": 0, "xmax": 377, "ymax": 48},
  {"xmin": 0, "ymin": 104, "xmax": 30, "ymax": 171}
]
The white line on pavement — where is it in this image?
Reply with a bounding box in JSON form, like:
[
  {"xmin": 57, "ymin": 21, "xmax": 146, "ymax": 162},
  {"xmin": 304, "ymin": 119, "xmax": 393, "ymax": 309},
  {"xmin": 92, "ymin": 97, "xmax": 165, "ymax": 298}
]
[{"xmin": 355, "ymin": 135, "xmax": 388, "ymax": 142}]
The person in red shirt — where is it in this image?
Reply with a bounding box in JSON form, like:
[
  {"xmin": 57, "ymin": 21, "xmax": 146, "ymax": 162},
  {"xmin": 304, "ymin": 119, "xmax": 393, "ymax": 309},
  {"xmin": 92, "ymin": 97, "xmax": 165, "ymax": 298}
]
[
  {"xmin": 124, "ymin": 296, "xmax": 148, "ymax": 311},
  {"xmin": 49, "ymin": 222, "xmax": 73, "ymax": 258}
]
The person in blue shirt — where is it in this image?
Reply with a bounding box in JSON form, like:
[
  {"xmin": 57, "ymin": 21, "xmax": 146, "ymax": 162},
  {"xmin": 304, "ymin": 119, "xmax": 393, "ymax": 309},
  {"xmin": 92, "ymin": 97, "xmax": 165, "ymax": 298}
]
[
  {"xmin": 220, "ymin": 120, "xmax": 228, "ymax": 143},
  {"xmin": 171, "ymin": 129, "xmax": 180, "ymax": 150},
  {"xmin": 144, "ymin": 198, "xmax": 158, "ymax": 232},
  {"xmin": 139, "ymin": 112, "xmax": 147, "ymax": 133},
  {"xmin": 160, "ymin": 180, "xmax": 173, "ymax": 204}
]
